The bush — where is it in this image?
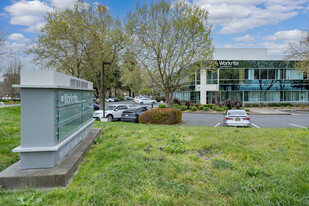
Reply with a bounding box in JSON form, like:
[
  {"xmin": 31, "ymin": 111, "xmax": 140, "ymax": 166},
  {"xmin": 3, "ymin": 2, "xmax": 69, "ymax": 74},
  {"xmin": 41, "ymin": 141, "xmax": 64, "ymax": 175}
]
[
  {"xmin": 184, "ymin": 101, "xmax": 193, "ymax": 109},
  {"xmin": 172, "ymin": 98, "xmax": 181, "ymax": 105},
  {"xmin": 189, "ymin": 106, "xmax": 197, "ymax": 111},
  {"xmin": 205, "ymin": 104, "xmax": 213, "ymax": 109},
  {"xmin": 172, "ymin": 104, "xmax": 180, "ymax": 109},
  {"xmin": 252, "ymin": 103, "xmax": 259, "ymax": 107},
  {"xmin": 198, "ymin": 105, "xmax": 204, "ymax": 110},
  {"xmin": 139, "ymin": 108, "xmax": 182, "ymax": 125},
  {"xmin": 203, "ymin": 107, "xmax": 209, "ymax": 111},
  {"xmin": 154, "ymin": 96, "xmax": 161, "ymax": 102},
  {"xmin": 218, "ymin": 99, "xmax": 242, "ymax": 109},
  {"xmin": 117, "ymin": 96, "xmax": 124, "ymax": 101},
  {"xmin": 244, "ymin": 103, "xmax": 251, "ymax": 107},
  {"xmin": 159, "ymin": 104, "xmax": 168, "ymax": 108},
  {"xmin": 180, "ymin": 106, "xmax": 187, "ymax": 111}
]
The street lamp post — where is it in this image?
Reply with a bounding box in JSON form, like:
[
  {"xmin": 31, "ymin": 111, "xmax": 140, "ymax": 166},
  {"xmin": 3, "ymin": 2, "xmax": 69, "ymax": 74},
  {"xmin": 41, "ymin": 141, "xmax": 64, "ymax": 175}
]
[{"xmin": 102, "ymin": 62, "xmax": 111, "ymax": 118}]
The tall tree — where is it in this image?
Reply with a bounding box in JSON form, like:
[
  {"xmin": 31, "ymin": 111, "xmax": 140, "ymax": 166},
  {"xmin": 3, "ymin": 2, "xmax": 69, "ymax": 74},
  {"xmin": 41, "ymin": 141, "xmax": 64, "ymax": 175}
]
[
  {"xmin": 285, "ymin": 30, "xmax": 309, "ymax": 77},
  {"xmin": 121, "ymin": 49, "xmax": 145, "ymax": 96},
  {"xmin": 3, "ymin": 57, "xmax": 21, "ymax": 99},
  {"xmin": 126, "ymin": 0, "xmax": 215, "ymax": 107},
  {"xmin": 27, "ymin": 2, "xmax": 126, "ymax": 108}
]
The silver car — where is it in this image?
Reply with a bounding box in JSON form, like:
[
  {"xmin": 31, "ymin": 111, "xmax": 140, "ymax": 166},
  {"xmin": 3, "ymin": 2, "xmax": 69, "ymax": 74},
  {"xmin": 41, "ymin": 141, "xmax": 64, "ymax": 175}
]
[{"xmin": 223, "ymin": 109, "xmax": 251, "ymax": 127}]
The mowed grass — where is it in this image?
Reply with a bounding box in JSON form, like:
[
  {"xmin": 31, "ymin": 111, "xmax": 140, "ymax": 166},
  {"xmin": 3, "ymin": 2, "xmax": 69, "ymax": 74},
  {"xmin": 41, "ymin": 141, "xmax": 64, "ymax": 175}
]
[
  {"xmin": 0, "ymin": 107, "xmax": 308, "ymax": 205},
  {"xmin": 0, "ymin": 106, "xmax": 20, "ymax": 172}
]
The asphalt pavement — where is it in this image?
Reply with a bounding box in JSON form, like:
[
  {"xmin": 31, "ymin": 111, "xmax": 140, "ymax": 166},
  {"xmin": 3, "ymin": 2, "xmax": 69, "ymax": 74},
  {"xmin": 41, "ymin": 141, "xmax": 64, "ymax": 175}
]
[{"xmin": 182, "ymin": 112, "xmax": 309, "ymax": 128}]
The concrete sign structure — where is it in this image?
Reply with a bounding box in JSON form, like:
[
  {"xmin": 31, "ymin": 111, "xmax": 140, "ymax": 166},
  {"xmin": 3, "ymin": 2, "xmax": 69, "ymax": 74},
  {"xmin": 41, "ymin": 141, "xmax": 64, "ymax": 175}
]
[
  {"xmin": 0, "ymin": 71, "xmax": 102, "ymax": 189},
  {"xmin": 13, "ymin": 70, "xmax": 95, "ymax": 169}
]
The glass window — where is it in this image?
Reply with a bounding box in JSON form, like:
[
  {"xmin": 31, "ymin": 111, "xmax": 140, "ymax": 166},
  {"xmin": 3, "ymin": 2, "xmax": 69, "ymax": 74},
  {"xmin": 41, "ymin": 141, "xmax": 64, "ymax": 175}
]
[
  {"xmin": 245, "ymin": 69, "xmax": 254, "ymax": 80},
  {"xmin": 254, "ymin": 69, "xmax": 259, "ymax": 79},
  {"xmin": 284, "ymin": 91, "xmax": 291, "ymax": 101},
  {"xmin": 269, "ymin": 69, "xmax": 275, "ymax": 79},
  {"xmin": 299, "ymin": 91, "xmax": 307, "ymax": 102},
  {"xmin": 292, "ymin": 92, "xmax": 299, "ymax": 101},
  {"xmin": 260, "ymin": 69, "xmax": 267, "ymax": 79},
  {"xmin": 268, "ymin": 92, "xmax": 280, "ymax": 102}
]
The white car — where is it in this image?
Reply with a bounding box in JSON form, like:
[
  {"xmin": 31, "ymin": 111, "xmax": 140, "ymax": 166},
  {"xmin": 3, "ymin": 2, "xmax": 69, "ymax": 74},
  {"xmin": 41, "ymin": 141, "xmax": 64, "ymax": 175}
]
[
  {"xmin": 105, "ymin": 98, "xmax": 115, "ymax": 102},
  {"xmin": 93, "ymin": 104, "xmax": 130, "ymax": 122},
  {"xmin": 137, "ymin": 98, "xmax": 157, "ymax": 105}
]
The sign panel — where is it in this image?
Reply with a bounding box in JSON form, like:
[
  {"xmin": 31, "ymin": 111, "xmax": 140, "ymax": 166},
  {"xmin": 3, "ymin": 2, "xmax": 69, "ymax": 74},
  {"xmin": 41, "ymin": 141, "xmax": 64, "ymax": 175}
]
[{"xmin": 57, "ymin": 90, "xmax": 93, "ymax": 141}]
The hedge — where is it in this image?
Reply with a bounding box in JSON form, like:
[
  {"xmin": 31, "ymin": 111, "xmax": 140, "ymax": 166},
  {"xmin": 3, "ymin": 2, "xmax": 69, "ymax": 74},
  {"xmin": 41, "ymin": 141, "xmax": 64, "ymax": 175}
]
[{"xmin": 139, "ymin": 108, "xmax": 182, "ymax": 125}]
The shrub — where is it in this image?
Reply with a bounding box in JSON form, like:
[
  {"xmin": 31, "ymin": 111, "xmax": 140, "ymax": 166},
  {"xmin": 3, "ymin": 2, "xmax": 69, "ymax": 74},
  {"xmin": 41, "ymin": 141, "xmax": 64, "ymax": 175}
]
[
  {"xmin": 180, "ymin": 106, "xmax": 187, "ymax": 111},
  {"xmin": 155, "ymin": 96, "xmax": 161, "ymax": 102},
  {"xmin": 203, "ymin": 107, "xmax": 209, "ymax": 111},
  {"xmin": 172, "ymin": 104, "xmax": 180, "ymax": 109},
  {"xmin": 198, "ymin": 105, "xmax": 204, "ymax": 110},
  {"xmin": 252, "ymin": 103, "xmax": 259, "ymax": 107},
  {"xmin": 172, "ymin": 98, "xmax": 181, "ymax": 105},
  {"xmin": 244, "ymin": 103, "xmax": 251, "ymax": 107},
  {"xmin": 189, "ymin": 106, "xmax": 197, "ymax": 111},
  {"xmin": 159, "ymin": 104, "xmax": 167, "ymax": 108},
  {"xmin": 216, "ymin": 107, "xmax": 224, "ymax": 112},
  {"xmin": 218, "ymin": 99, "xmax": 242, "ymax": 109},
  {"xmin": 205, "ymin": 104, "xmax": 213, "ymax": 109},
  {"xmin": 245, "ymin": 108, "xmax": 250, "ymax": 112},
  {"xmin": 164, "ymin": 134, "xmax": 186, "ymax": 154},
  {"xmin": 184, "ymin": 101, "xmax": 193, "ymax": 109},
  {"xmin": 139, "ymin": 108, "xmax": 182, "ymax": 125}
]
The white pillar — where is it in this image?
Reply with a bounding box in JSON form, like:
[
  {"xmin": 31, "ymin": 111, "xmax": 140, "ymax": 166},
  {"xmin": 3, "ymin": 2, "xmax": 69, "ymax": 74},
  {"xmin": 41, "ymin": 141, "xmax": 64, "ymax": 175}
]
[{"xmin": 200, "ymin": 69, "xmax": 207, "ymax": 104}]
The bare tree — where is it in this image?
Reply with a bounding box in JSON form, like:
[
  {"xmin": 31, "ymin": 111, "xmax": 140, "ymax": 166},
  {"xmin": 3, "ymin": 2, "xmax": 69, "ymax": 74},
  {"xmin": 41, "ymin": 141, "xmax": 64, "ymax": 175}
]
[
  {"xmin": 3, "ymin": 57, "xmax": 21, "ymax": 99},
  {"xmin": 285, "ymin": 30, "xmax": 309, "ymax": 77},
  {"xmin": 126, "ymin": 0, "xmax": 215, "ymax": 107}
]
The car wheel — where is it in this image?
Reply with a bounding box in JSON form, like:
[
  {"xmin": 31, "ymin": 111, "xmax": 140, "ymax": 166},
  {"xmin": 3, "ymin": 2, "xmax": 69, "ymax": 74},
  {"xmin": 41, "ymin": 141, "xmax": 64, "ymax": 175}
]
[{"xmin": 107, "ymin": 115, "xmax": 113, "ymax": 122}]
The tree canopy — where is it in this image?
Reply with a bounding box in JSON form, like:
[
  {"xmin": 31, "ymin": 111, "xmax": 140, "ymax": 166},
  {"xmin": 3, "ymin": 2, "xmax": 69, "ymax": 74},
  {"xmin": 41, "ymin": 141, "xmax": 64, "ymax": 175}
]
[
  {"xmin": 285, "ymin": 30, "xmax": 309, "ymax": 76},
  {"xmin": 126, "ymin": 0, "xmax": 215, "ymax": 106},
  {"xmin": 27, "ymin": 2, "xmax": 126, "ymax": 107}
]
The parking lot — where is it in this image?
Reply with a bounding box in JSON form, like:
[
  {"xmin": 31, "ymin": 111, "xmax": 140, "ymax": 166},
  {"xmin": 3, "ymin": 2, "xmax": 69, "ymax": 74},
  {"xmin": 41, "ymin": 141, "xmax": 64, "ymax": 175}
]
[
  {"xmin": 182, "ymin": 113, "xmax": 309, "ymax": 128},
  {"xmin": 104, "ymin": 101, "xmax": 309, "ymax": 128}
]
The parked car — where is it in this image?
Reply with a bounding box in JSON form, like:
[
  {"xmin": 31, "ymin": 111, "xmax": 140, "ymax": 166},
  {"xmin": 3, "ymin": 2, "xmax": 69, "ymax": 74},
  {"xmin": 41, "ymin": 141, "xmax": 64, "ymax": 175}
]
[
  {"xmin": 93, "ymin": 104, "xmax": 130, "ymax": 122},
  {"xmin": 121, "ymin": 106, "xmax": 151, "ymax": 123},
  {"xmin": 113, "ymin": 97, "xmax": 121, "ymax": 102},
  {"xmin": 105, "ymin": 98, "xmax": 115, "ymax": 102},
  {"xmin": 137, "ymin": 98, "xmax": 157, "ymax": 105},
  {"xmin": 133, "ymin": 96, "xmax": 141, "ymax": 103},
  {"xmin": 223, "ymin": 109, "xmax": 251, "ymax": 127},
  {"xmin": 93, "ymin": 103, "xmax": 100, "ymax": 110}
]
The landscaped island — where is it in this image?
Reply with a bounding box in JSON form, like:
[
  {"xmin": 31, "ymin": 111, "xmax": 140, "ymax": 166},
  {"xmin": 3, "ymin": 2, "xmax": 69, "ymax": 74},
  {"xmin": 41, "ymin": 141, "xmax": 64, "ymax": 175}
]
[{"xmin": 0, "ymin": 106, "xmax": 308, "ymax": 205}]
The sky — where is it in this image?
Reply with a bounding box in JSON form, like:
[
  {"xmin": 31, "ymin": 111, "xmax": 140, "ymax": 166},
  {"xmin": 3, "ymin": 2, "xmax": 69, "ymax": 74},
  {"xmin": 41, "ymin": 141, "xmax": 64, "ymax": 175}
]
[{"xmin": 0, "ymin": 0, "xmax": 308, "ymax": 76}]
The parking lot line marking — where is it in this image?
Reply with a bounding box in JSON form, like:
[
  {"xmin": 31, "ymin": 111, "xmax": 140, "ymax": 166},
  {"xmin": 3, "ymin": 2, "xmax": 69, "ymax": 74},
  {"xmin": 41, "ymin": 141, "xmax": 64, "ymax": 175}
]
[
  {"xmin": 214, "ymin": 122, "xmax": 220, "ymax": 127},
  {"xmin": 251, "ymin": 123, "xmax": 260, "ymax": 128},
  {"xmin": 288, "ymin": 123, "xmax": 307, "ymax": 129}
]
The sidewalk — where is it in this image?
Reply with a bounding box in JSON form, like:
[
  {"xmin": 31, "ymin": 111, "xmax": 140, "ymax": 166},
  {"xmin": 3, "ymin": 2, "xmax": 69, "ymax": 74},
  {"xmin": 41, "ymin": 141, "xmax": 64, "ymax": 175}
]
[
  {"xmin": 249, "ymin": 107, "xmax": 291, "ymax": 115},
  {"xmin": 0, "ymin": 104, "xmax": 21, "ymax": 108}
]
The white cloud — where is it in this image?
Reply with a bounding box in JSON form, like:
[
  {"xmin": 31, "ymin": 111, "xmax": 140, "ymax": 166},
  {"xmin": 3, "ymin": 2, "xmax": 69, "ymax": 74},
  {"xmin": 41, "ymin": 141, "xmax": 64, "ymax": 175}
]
[
  {"xmin": 48, "ymin": 0, "xmax": 78, "ymax": 9},
  {"xmin": 4, "ymin": 0, "xmax": 52, "ymax": 32},
  {"xmin": 264, "ymin": 29, "xmax": 306, "ymax": 41},
  {"xmin": 234, "ymin": 34, "xmax": 255, "ymax": 42},
  {"xmin": 193, "ymin": 0, "xmax": 306, "ymax": 34},
  {"xmin": 259, "ymin": 42, "xmax": 288, "ymax": 54},
  {"xmin": 8, "ymin": 33, "xmax": 30, "ymax": 43}
]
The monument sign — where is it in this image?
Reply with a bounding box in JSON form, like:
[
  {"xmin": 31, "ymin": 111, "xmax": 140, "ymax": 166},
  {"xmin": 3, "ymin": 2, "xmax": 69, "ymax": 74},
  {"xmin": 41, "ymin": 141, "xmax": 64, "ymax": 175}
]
[{"xmin": 12, "ymin": 70, "xmax": 95, "ymax": 169}]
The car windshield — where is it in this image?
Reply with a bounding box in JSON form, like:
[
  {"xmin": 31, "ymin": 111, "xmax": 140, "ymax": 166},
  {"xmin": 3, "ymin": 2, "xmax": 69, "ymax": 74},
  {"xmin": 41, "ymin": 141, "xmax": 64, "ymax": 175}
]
[
  {"xmin": 106, "ymin": 106, "xmax": 116, "ymax": 110},
  {"xmin": 227, "ymin": 110, "xmax": 247, "ymax": 116}
]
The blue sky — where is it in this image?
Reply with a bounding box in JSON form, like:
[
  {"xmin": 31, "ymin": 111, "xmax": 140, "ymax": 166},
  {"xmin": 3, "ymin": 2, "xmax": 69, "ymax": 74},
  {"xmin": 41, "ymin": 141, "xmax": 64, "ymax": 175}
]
[{"xmin": 0, "ymin": 0, "xmax": 308, "ymax": 73}]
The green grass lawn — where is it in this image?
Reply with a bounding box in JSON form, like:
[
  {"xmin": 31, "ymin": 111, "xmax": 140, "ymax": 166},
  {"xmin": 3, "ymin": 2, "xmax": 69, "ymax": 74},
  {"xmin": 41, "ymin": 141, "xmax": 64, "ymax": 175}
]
[{"xmin": 0, "ymin": 107, "xmax": 308, "ymax": 205}]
